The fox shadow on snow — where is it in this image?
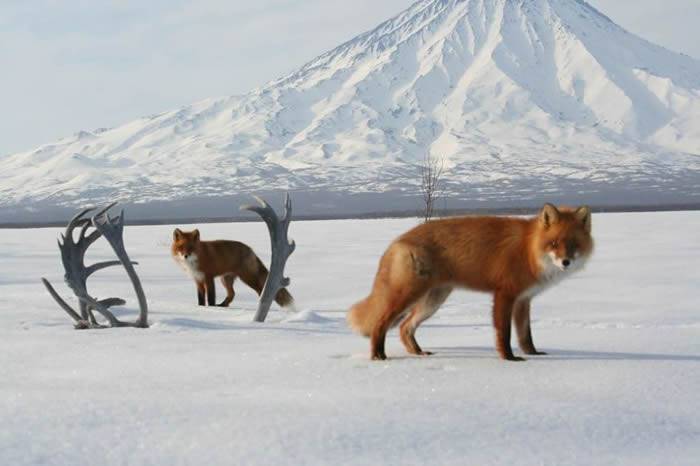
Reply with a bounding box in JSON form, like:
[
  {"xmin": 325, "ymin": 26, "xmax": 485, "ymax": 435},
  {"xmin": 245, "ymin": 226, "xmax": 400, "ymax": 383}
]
[
  {"xmin": 108, "ymin": 307, "xmax": 700, "ymax": 363},
  {"xmin": 427, "ymin": 346, "xmax": 700, "ymax": 363}
]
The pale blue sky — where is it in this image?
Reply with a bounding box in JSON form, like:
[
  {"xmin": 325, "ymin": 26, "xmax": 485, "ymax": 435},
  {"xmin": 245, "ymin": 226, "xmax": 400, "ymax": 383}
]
[{"xmin": 1, "ymin": 0, "xmax": 698, "ymax": 156}]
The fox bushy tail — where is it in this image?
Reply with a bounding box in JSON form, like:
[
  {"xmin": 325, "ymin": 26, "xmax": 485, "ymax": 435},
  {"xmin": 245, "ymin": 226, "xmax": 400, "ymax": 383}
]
[
  {"xmin": 347, "ymin": 294, "xmax": 381, "ymax": 337},
  {"xmin": 274, "ymin": 287, "xmax": 294, "ymax": 308}
]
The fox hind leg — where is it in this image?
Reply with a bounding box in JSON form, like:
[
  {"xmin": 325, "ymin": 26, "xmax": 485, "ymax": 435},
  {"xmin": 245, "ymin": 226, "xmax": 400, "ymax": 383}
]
[
  {"xmin": 370, "ymin": 287, "xmax": 429, "ymax": 360},
  {"xmin": 400, "ymin": 286, "xmax": 452, "ymax": 356},
  {"xmin": 218, "ymin": 274, "xmax": 236, "ymax": 307},
  {"xmin": 368, "ymin": 245, "xmax": 435, "ymax": 361},
  {"xmin": 239, "ymin": 263, "xmax": 265, "ymax": 296}
]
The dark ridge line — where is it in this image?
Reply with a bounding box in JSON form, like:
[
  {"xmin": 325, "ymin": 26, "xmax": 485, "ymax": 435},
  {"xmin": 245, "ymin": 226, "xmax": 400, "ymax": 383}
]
[{"xmin": 1, "ymin": 203, "xmax": 699, "ymax": 229}]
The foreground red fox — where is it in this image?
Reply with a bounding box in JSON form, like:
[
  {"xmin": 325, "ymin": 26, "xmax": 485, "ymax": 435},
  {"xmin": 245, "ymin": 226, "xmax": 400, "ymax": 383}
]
[
  {"xmin": 171, "ymin": 229, "xmax": 294, "ymax": 308},
  {"xmin": 348, "ymin": 204, "xmax": 593, "ymax": 361}
]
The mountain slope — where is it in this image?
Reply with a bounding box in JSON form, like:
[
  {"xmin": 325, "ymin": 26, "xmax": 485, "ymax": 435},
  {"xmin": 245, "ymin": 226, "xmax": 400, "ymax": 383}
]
[{"xmin": 2, "ymin": 0, "xmax": 699, "ymax": 221}]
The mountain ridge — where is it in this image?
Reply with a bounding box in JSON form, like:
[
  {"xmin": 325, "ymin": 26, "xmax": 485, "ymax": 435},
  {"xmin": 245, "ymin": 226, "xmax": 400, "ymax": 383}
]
[{"xmin": 1, "ymin": 0, "xmax": 699, "ymax": 222}]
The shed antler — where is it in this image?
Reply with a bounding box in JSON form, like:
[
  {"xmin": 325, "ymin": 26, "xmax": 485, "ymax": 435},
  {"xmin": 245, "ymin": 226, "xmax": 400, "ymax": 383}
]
[
  {"xmin": 242, "ymin": 194, "xmax": 296, "ymax": 322},
  {"xmin": 41, "ymin": 203, "xmax": 148, "ymax": 329}
]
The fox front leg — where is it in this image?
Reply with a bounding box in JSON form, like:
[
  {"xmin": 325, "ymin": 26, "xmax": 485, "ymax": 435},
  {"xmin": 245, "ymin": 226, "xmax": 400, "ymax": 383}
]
[
  {"xmin": 513, "ymin": 299, "xmax": 547, "ymax": 356},
  {"xmin": 197, "ymin": 281, "xmax": 206, "ymax": 306},
  {"xmin": 206, "ymin": 276, "xmax": 217, "ymax": 306},
  {"xmin": 493, "ymin": 291, "xmax": 525, "ymax": 362}
]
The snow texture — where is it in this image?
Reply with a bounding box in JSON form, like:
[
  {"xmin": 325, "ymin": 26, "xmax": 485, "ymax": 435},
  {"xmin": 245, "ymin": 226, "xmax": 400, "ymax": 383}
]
[
  {"xmin": 1, "ymin": 211, "xmax": 699, "ymax": 465},
  {"xmin": 1, "ymin": 0, "xmax": 700, "ymax": 222}
]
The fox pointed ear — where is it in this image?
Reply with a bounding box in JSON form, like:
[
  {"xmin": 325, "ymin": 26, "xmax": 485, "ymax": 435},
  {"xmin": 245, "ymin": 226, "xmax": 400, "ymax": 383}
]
[
  {"xmin": 575, "ymin": 206, "xmax": 592, "ymax": 233},
  {"xmin": 193, "ymin": 229, "xmax": 200, "ymax": 242},
  {"xmin": 540, "ymin": 203, "xmax": 560, "ymax": 228},
  {"xmin": 173, "ymin": 228, "xmax": 183, "ymax": 241}
]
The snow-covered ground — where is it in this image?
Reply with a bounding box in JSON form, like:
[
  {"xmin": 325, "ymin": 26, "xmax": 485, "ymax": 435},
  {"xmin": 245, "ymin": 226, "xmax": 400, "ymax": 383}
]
[{"xmin": 1, "ymin": 211, "xmax": 699, "ymax": 465}]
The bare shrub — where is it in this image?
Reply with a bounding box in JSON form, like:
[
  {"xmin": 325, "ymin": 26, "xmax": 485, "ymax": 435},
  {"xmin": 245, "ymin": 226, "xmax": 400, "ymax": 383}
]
[{"xmin": 421, "ymin": 154, "xmax": 445, "ymax": 222}]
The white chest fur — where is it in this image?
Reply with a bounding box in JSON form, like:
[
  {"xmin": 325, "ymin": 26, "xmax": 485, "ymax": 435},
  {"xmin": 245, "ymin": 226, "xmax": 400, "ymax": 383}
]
[
  {"xmin": 174, "ymin": 253, "xmax": 205, "ymax": 282},
  {"xmin": 519, "ymin": 252, "xmax": 586, "ymax": 301}
]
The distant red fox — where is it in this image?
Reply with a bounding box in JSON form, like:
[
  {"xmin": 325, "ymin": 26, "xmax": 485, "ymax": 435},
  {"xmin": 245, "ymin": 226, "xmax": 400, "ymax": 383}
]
[
  {"xmin": 171, "ymin": 229, "xmax": 294, "ymax": 308},
  {"xmin": 348, "ymin": 204, "xmax": 594, "ymax": 361}
]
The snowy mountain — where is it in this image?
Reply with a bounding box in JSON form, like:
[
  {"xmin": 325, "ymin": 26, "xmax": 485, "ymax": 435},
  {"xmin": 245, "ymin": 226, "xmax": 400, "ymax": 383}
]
[{"xmin": 2, "ymin": 0, "xmax": 700, "ymax": 222}]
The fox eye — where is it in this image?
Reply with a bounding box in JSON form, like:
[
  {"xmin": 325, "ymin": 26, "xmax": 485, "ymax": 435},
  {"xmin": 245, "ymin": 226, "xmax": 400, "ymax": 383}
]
[{"xmin": 550, "ymin": 240, "xmax": 559, "ymax": 248}]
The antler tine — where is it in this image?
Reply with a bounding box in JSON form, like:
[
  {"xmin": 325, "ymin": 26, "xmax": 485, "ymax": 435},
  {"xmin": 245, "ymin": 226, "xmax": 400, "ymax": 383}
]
[
  {"xmin": 77, "ymin": 295, "xmax": 122, "ymax": 328},
  {"xmin": 79, "ymin": 219, "xmax": 92, "ymax": 242},
  {"xmin": 252, "ymin": 195, "xmax": 267, "ymax": 209},
  {"xmin": 90, "ymin": 203, "xmax": 119, "ymax": 245},
  {"xmin": 42, "ymin": 278, "xmax": 84, "ymax": 325},
  {"xmin": 69, "ymin": 207, "xmax": 94, "ymax": 226},
  {"xmin": 85, "ymin": 260, "xmax": 133, "ymax": 277},
  {"xmin": 93, "ymin": 202, "xmax": 118, "ymax": 222},
  {"xmin": 118, "ymin": 209, "xmax": 125, "ymax": 227},
  {"xmin": 85, "ymin": 229, "xmax": 103, "ymax": 248},
  {"xmin": 282, "ymin": 192, "xmax": 293, "ymax": 225},
  {"xmin": 241, "ymin": 195, "xmax": 273, "ymax": 216},
  {"xmin": 65, "ymin": 207, "xmax": 94, "ymax": 242}
]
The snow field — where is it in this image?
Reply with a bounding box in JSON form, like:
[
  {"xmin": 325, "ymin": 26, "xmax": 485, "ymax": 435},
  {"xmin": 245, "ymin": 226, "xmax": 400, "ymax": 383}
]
[{"xmin": 1, "ymin": 211, "xmax": 699, "ymax": 465}]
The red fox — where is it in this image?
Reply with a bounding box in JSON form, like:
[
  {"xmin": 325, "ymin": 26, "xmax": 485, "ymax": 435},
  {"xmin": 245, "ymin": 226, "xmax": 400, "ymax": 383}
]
[
  {"xmin": 348, "ymin": 204, "xmax": 593, "ymax": 361},
  {"xmin": 171, "ymin": 229, "xmax": 294, "ymax": 309}
]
